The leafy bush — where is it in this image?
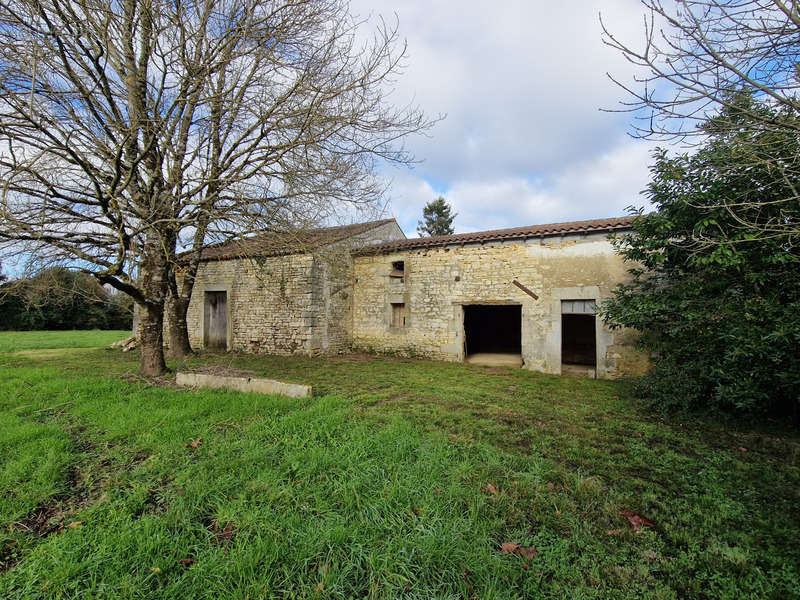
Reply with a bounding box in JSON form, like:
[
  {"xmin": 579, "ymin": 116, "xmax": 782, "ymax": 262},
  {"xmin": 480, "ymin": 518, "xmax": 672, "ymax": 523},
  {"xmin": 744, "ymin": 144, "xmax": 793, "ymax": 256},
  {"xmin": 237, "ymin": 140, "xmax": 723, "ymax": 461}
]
[{"xmin": 602, "ymin": 95, "xmax": 800, "ymax": 420}]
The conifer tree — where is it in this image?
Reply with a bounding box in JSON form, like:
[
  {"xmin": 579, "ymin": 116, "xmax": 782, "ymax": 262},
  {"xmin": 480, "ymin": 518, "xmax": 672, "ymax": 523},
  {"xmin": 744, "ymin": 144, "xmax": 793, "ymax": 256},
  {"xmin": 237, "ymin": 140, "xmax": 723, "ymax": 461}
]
[{"xmin": 417, "ymin": 197, "xmax": 456, "ymax": 237}]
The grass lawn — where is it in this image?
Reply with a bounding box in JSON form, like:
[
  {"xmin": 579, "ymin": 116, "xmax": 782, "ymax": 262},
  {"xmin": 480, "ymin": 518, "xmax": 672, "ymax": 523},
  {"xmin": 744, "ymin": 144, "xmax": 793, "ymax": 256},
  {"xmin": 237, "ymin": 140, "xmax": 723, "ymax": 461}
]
[
  {"xmin": 0, "ymin": 332, "xmax": 798, "ymax": 599},
  {"xmin": 0, "ymin": 330, "xmax": 130, "ymax": 352}
]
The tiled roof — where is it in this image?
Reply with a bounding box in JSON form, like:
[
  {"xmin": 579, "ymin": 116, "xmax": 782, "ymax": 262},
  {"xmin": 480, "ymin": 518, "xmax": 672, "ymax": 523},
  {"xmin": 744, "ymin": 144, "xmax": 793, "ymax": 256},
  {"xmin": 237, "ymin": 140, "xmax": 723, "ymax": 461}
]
[
  {"xmin": 193, "ymin": 219, "xmax": 397, "ymax": 262},
  {"xmin": 353, "ymin": 216, "xmax": 637, "ymax": 255}
]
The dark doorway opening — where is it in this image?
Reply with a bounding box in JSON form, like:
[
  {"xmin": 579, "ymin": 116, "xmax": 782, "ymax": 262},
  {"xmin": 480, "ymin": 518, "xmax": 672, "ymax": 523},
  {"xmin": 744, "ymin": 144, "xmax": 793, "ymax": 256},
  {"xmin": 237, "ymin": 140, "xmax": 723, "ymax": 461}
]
[
  {"xmin": 204, "ymin": 291, "xmax": 228, "ymax": 350},
  {"xmin": 463, "ymin": 305, "xmax": 522, "ymax": 366},
  {"xmin": 561, "ymin": 314, "xmax": 596, "ymax": 367}
]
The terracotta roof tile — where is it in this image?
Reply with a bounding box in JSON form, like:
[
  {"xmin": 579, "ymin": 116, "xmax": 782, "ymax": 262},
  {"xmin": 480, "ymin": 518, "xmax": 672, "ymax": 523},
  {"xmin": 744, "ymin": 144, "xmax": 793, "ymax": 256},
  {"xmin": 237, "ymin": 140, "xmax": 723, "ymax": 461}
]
[
  {"xmin": 194, "ymin": 219, "xmax": 396, "ymax": 262},
  {"xmin": 353, "ymin": 216, "xmax": 636, "ymax": 255}
]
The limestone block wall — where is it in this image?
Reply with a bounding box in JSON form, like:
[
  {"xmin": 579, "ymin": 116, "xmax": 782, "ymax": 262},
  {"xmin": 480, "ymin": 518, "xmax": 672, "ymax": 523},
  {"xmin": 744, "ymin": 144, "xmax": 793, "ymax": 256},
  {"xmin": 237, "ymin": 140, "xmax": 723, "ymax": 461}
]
[
  {"xmin": 187, "ymin": 220, "xmax": 406, "ymax": 355},
  {"xmin": 351, "ymin": 232, "xmax": 647, "ymax": 379},
  {"xmin": 306, "ymin": 220, "xmax": 406, "ymax": 354},
  {"xmin": 187, "ymin": 253, "xmax": 316, "ymax": 354}
]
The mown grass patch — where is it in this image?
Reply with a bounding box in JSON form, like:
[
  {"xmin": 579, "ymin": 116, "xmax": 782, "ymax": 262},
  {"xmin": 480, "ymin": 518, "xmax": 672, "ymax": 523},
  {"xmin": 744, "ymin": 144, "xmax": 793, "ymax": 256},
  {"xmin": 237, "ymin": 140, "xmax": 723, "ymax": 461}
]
[
  {"xmin": 0, "ymin": 332, "xmax": 798, "ymax": 599},
  {"xmin": 0, "ymin": 330, "xmax": 130, "ymax": 353}
]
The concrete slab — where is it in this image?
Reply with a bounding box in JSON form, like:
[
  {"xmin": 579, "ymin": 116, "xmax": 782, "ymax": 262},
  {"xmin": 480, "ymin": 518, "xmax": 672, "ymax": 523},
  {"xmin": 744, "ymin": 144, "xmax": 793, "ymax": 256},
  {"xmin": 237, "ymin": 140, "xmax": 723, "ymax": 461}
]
[
  {"xmin": 465, "ymin": 353, "xmax": 523, "ymax": 368},
  {"xmin": 176, "ymin": 371, "xmax": 311, "ymax": 398}
]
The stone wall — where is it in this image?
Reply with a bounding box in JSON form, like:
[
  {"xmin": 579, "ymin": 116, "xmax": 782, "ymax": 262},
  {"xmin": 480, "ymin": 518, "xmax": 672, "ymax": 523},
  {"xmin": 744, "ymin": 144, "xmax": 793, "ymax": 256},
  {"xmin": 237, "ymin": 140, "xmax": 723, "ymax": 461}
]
[
  {"xmin": 306, "ymin": 220, "xmax": 406, "ymax": 354},
  {"xmin": 187, "ymin": 220, "xmax": 405, "ymax": 355},
  {"xmin": 187, "ymin": 253, "xmax": 316, "ymax": 354},
  {"xmin": 351, "ymin": 232, "xmax": 648, "ymax": 379}
]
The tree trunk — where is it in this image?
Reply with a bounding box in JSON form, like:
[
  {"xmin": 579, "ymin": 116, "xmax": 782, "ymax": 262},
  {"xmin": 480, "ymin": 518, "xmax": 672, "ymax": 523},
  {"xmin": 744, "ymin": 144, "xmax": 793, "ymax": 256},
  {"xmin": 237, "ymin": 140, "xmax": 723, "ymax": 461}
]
[
  {"xmin": 139, "ymin": 302, "xmax": 168, "ymax": 375},
  {"xmin": 167, "ymin": 294, "xmax": 193, "ymax": 359},
  {"xmin": 136, "ymin": 226, "xmax": 172, "ymax": 376}
]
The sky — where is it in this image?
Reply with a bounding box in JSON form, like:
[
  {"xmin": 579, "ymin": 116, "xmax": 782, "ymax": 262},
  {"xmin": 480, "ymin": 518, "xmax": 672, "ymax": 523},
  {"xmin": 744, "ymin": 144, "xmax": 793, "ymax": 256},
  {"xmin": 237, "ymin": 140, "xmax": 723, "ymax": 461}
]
[{"xmin": 349, "ymin": 0, "xmax": 659, "ymax": 237}]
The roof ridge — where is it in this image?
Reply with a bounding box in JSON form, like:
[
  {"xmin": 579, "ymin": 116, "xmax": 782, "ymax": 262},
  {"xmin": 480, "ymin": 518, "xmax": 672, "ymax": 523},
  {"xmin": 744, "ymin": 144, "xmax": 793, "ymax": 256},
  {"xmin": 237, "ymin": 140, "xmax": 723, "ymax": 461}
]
[
  {"xmin": 186, "ymin": 218, "xmax": 398, "ymax": 262},
  {"xmin": 354, "ymin": 215, "xmax": 636, "ymax": 255}
]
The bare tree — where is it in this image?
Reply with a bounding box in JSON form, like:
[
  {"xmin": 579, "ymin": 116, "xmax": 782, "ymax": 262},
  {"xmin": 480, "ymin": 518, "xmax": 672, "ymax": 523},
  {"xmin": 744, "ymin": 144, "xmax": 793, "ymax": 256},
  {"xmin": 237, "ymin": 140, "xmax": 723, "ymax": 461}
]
[
  {"xmin": 0, "ymin": 0, "xmax": 433, "ymax": 374},
  {"xmin": 601, "ymin": 0, "xmax": 800, "ymax": 248}
]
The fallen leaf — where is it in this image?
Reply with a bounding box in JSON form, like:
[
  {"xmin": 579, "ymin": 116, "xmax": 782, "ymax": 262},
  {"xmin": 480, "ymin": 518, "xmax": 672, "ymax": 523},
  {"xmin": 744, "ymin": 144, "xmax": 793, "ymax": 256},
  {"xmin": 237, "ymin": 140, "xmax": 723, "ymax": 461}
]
[
  {"xmin": 500, "ymin": 541, "xmax": 519, "ymax": 554},
  {"xmin": 210, "ymin": 521, "xmax": 235, "ymax": 544},
  {"xmin": 150, "ymin": 567, "xmax": 161, "ymax": 573},
  {"xmin": 516, "ymin": 545, "xmax": 540, "ymax": 560},
  {"xmin": 500, "ymin": 542, "xmax": 540, "ymax": 560},
  {"xmin": 620, "ymin": 510, "xmax": 654, "ymax": 531},
  {"xmin": 606, "ymin": 529, "xmax": 623, "ymax": 536},
  {"xmin": 178, "ymin": 558, "xmax": 197, "ymax": 568},
  {"xmin": 486, "ymin": 483, "xmax": 499, "ymax": 495},
  {"xmin": 175, "ymin": 488, "xmax": 186, "ymax": 496},
  {"xmin": 67, "ymin": 521, "xmax": 82, "ymax": 529},
  {"xmin": 187, "ymin": 437, "xmax": 202, "ymax": 449},
  {"xmin": 434, "ymin": 488, "xmax": 443, "ymax": 494},
  {"xmin": 412, "ymin": 506, "xmax": 422, "ymax": 516},
  {"xmin": 546, "ymin": 482, "xmax": 556, "ymax": 492},
  {"xmin": 315, "ymin": 582, "xmax": 324, "ymax": 592},
  {"xmin": 737, "ymin": 446, "xmax": 748, "ymax": 452}
]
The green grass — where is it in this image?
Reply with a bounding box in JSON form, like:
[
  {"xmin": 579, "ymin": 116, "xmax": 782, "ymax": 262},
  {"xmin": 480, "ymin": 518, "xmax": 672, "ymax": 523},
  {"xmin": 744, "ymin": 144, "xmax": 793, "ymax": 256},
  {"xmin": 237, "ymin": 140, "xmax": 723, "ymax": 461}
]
[
  {"xmin": 0, "ymin": 331, "xmax": 798, "ymax": 599},
  {"xmin": 0, "ymin": 330, "xmax": 129, "ymax": 352}
]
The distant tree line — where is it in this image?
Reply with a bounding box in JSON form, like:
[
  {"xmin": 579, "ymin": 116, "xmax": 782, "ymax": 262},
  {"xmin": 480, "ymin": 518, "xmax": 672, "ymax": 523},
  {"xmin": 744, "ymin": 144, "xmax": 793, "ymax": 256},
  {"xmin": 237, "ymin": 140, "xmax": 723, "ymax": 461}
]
[{"xmin": 0, "ymin": 268, "xmax": 133, "ymax": 331}]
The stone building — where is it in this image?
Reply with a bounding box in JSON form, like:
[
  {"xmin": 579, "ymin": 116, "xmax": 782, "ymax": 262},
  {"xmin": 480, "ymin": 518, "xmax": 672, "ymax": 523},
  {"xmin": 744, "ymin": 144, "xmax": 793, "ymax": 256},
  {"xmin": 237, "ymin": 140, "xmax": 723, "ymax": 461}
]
[
  {"xmin": 185, "ymin": 219, "xmax": 404, "ymax": 355},
  {"xmin": 187, "ymin": 216, "xmax": 649, "ymax": 379},
  {"xmin": 350, "ymin": 216, "xmax": 647, "ymax": 379}
]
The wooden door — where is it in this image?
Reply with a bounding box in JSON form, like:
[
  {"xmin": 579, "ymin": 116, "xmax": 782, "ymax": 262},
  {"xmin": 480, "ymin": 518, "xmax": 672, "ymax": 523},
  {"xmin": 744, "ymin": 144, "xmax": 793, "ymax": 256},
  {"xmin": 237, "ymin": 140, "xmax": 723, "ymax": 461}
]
[{"xmin": 204, "ymin": 291, "xmax": 228, "ymax": 350}]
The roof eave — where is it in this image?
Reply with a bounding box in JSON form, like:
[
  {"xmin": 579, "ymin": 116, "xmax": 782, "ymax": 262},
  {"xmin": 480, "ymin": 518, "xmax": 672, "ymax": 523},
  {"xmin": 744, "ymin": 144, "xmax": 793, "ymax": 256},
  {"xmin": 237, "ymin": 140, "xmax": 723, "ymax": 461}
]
[{"xmin": 353, "ymin": 221, "xmax": 633, "ymax": 256}]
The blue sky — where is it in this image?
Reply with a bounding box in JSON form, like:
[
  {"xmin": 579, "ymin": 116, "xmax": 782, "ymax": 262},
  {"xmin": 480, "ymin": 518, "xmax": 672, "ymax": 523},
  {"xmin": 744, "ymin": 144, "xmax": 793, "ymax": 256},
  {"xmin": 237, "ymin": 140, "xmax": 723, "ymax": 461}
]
[{"xmin": 350, "ymin": 0, "xmax": 659, "ymax": 236}]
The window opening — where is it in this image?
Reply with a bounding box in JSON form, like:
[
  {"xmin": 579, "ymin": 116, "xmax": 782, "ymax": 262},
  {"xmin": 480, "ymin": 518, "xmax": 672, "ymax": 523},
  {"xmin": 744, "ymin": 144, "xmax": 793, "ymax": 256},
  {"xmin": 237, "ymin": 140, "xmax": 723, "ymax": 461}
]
[{"xmin": 390, "ymin": 260, "xmax": 405, "ymax": 280}]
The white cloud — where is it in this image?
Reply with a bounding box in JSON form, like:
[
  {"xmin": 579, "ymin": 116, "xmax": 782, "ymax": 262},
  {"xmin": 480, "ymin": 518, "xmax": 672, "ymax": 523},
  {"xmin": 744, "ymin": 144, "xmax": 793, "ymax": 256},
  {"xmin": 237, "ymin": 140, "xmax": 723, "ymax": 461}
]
[
  {"xmin": 349, "ymin": 0, "xmax": 658, "ymax": 235},
  {"xmin": 384, "ymin": 137, "xmax": 656, "ymax": 236}
]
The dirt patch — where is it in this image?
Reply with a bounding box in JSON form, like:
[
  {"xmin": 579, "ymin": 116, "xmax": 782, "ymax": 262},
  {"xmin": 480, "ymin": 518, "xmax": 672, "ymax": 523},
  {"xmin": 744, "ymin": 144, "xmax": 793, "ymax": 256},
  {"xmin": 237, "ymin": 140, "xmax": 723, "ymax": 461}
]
[
  {"xmin": 3, "ymin": 462, "xmax": 108, "ymax": 572},
  {"xmin": 201, "ymin": 514, "xmax": 236, "ymax": 547},
  {"xmin": 209, "ymin": 520, "xmax": 236, "ymax": 546},
  {"xmin": 120, "ymin": 372, "xmax": 182, "ymax": 389},
  {"xmin": 0, "ymin": 540, "xmax": 21, "ymax": 571},
  {"xmin": 14, "ymin": 500, "xmax": 73, "ymax": 539},
  {"xmin": 4, "ymin": 412, "xmax": 143, "ymax": 572},
  {"xmin": 186, "ymin": 366, "xmax": 256, "ymax": 378}
]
